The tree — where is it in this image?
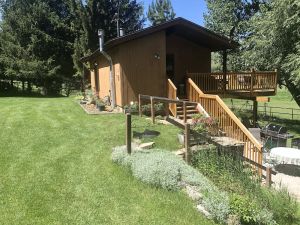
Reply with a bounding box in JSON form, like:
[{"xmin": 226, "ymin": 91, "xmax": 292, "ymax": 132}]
[
  {"xmin": 0, "ymin": 0, "xmax": 78, "ymax": 94},
  {"xmin": 204, "ymin": 0, "xmax": 268, "ymax": 70},
  {"xmin": 73, "ymin": 0, "xmax": 145, "ymax": 77},
  {"xmin": 242, "ymin": 0, "xmax": 300, "ymax": 106},
  {"xmin": 147, "ymin": 0, "xmax": 175, "ymax": 26}
]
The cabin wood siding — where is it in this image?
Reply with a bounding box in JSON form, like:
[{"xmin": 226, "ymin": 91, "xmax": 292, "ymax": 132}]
[
  {"xmin": 166, "ymin": 34, "xmax": 211, "ymax": 86},
  {"xmin": 90, "ymin": 51, "xmax": 123, "ymax": 106},
  {"xmin": 118, "ymin": 31, "xmax": 166, "ymax": 105}
]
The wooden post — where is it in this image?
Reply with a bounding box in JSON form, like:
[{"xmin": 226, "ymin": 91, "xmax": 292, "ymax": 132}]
[
  {"xmin": 185, "ymin": 123, "xmax": 191, "ymax": 164},
  {"xmin": 251, "ymin": 68, "xmax": 255, "ymax": 94},
  {"xmin": 292, "ymin": 108, "xmax": 294, "ymax": 120},
  {"xmin": 253, "ymin": 100, "xmax": 258, "ymax": 127},
  {"xmin": 266, "ymin": 166, "xmax": 272, "ymax": 187},
  {"xmin": 126, "ymin": 113, "xmax": 132, "ymax": 154},
  {"xmin": 222, "ymin": 50, "xmax": 227, "ymax": 93},
  {"xmin": 138, "ymin": 94, "xmax": 142, "ymax": 117},
  {"xmin": 183, "ymin": 102, "xmax": 187, "ymax": 123},
  {"xmin": 165, "ymin": 102, "xmax": 170, "ymax": 118},
  {"xmin": 150, "ymin": 97, "xmax": 155, "ymax": 124}
]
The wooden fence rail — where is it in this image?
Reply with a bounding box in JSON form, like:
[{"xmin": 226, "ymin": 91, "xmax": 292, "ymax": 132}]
[{"xmin": 187, "ymin": 78, "xmax": 263, "ymax": 175}]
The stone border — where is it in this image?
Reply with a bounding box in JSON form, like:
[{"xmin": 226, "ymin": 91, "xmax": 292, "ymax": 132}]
[{"xmin": 77, "ymin": 101, "xmax": 122, "ymax": 115}]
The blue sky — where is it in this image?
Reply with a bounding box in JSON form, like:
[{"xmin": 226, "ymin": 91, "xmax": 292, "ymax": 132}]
[{"xmin": 142, "ymin": 0, "xmax": 207, "ymax": 26}]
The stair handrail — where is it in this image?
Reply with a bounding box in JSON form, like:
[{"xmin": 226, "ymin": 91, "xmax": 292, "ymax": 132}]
[
  {"xmin": 188, "ymin": 78, "xmax": 262, "ymax": 148},
  {"xmin": 167, "ymin": 79, "xmax": 177, "ymax": 117},
  {"xmin": 187, "ymin": 78, "xmax": 263, "ymax": 174}
]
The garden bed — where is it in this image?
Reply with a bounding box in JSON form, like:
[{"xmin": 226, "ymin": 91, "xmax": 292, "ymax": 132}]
[{"xmin": 78, "ymin": 101, "xmax": 121, "ymax": 115}]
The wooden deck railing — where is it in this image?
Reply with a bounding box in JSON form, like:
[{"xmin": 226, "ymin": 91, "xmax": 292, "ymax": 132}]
[
  {"xmin": 187, "ymin": 70, "xmax": 277, "ymax": 95},
  {"xmin": 167, "ymin": 79, "xmax": 177, "ymax": 117},
  {"xmin": 187, "ymin": 78, "xmax": 263, "ymax": 174}
]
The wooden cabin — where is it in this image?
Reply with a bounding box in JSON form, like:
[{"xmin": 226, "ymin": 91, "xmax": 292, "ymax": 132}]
[{"xmin": 81, "ymin": 17, "xmax": 277, "ymax": 107}]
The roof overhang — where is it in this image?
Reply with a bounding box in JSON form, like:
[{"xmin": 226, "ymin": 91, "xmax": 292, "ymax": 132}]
[{"xmin": 80, "ymin": 17, "xmax": 239, "ymax": 63}]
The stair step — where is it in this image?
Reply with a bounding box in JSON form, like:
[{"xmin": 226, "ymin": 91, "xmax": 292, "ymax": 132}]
[
  {"xmin": 177, "ymin": 105, "xmax": 195, "ymax": 110},
  {"xmin": 177, "ymin": 110, "xmax": 198, "ymax": 115}
]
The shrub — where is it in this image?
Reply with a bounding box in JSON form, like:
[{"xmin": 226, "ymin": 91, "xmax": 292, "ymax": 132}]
[
  {"xmin": 229, "ymin": 194, "xmax": 276, "ymax": 225},
  {"xmin": 192, "ymin": 145, "xmax": 298, "ymax": 225},
  {"xmin": 111, "ymin": 146, "xmax": 230, "ymax": 222},
  {"xmin": 259, "ymin": 187, "xmax": 298, "ymax": 225}
]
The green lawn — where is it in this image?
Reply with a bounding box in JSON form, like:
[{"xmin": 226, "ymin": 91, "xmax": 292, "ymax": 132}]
[{"xmin": 0, "ymin": 97, "xmax": 215, "ymax": 225}]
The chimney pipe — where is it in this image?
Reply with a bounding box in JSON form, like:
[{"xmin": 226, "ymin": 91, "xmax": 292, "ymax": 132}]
[
  {"xmin": 98, "ymin": 29, "xmax": 104, "ymax": 52},
  {"xmin": 119, "ymin": 27, "xmax": 125, "ymax": 37},
  {"xmin": 97, "ymin": 28, "xmax": 116, "ymax": 108}
]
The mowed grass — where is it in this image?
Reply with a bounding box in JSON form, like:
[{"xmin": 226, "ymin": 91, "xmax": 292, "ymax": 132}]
[{"xmin": 0, "ymin": 97, "xmax": 215, "ymax": 225}]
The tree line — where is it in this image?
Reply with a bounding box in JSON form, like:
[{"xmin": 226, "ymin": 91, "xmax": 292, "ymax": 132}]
[{"xmin": 0, "ymin": 0, "xmax": 175, "ymax": 95}]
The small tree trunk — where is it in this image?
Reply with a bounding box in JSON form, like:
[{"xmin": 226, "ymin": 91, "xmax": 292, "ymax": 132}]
[
  {"xmin": 284, "ymin": 77, "xmax": 300, "ymax": 107},
  {"xmin": 22, "ymin": 80, "xmax": 25, "ymax": 91},
  {"xmin": 27, "ymin": 81, "xmax": 32, "ymax": 92}
]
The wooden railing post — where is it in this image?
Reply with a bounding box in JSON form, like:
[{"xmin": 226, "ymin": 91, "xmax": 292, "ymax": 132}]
[
  {"xmin": 266, "ymin": 166, "xmax": 272, "ymax": 187},
  {"xmin": 138, "ymin": 94, "xmax": 142, "ymax": 117},
  {"xmin": 183, "ymin": 102, "xmax": 187, "ymax": 123},
  {"xmin": 185, "ymin": 123, "xmax": 191, "ymax": 164},
  {"xmin": 150, "ymin": 97, "xmax": 155, "ymax": 124},
  {"xmin": 126, "ymin": 113, "xmax": 132, "ymax": 154},
  {"xmin": 251, "ymin": 68, "xmax": 255, "ymax": 94}
]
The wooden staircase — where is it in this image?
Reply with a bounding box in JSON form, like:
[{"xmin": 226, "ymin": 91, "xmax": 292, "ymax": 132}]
[
  {"xmin": 167, "ymin": 78, "xmax": 263, "ymax": 175},
  {"xmin": 176, "ymin": 102, "xmax": 198, "ymax": 120}
]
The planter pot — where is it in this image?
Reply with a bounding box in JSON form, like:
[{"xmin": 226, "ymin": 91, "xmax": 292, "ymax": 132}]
[{"xmin": 97, "ymin": 105, "xmax": 105, "ymax": 111}]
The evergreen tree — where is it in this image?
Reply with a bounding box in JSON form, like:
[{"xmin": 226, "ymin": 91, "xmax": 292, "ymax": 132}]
[
  {"xmin": 147, "ymin": 0, "xmax": 175, "ymax": 26},
  {"xmin": 73, "ymin": 0, "xmax": 145, "ymax": 77},
  {"xmin": 0, "ymin": 0, "xmax": 78, "ymax": 94}
]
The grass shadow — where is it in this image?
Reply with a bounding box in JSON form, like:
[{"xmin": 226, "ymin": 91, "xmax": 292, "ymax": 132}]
[{"xmin": 0, "ymin": 90, "xmax": 66, "ymax": 98}]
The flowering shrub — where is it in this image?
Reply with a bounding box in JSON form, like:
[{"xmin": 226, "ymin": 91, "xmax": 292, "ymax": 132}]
[{"xmin": 191, "ymin": 114, "xmax": 219, "ymax": 135}]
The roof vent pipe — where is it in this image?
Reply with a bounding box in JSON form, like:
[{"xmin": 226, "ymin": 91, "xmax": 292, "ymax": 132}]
[
  {"xmin": 98, "ymin": 29, "xmax": 116, "ymax": 108},
  {"xmin": 98, "ymin": 29, "xmax": 104, "ymax": 52},
  {"xmin": 119, "ymin": 27, "xmax": 125, "ymax": 37}
]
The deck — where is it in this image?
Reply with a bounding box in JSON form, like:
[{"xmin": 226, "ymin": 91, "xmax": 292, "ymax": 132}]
[{"xmin": 187, "ymin": 71, "xmax": 277, "ymax": 98}]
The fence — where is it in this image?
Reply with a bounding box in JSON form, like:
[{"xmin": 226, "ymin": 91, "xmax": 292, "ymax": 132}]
[{"xmin": 229, "ymin": 99, "xmax": 300, "ymax": 120}]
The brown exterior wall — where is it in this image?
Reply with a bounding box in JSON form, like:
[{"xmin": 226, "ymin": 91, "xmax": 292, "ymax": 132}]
[
  {"xmin": 90, "ymin": 50, "xmax": 123, "ymax": 106},
  {"xmin": 89, "ymin": 31, "xmax": 212, "ymax": 106},
  {"xmin": 166, "ymin": 34, "xmax": 211, "ymax": 86},
  {"xmin": 117, "ymin": 31, "xmax": 166, "ymax": 105}
]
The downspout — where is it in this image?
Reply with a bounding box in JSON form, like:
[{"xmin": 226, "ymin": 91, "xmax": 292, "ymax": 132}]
[{"xmin": 98, "ymin": 29, "xmax": 116, "ymax": 108}]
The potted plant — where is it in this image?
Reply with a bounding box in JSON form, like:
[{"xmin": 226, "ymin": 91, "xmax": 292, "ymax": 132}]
[
  {"xmin": 191, "ymin": 114, "xmax": 219, "ymax": 136},
  {"xmin": 96, "ymin": 99, "xmax": 106, "ymax": 111}
]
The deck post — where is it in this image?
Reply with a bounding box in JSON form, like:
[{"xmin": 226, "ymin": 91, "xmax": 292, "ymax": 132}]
[
  {"xmin": 185, "ymin": 123, "xmax": 191, "ymax": 164},
  {"xmin": 150, "ymin": 97, "xmax": 155, "ymax": 124},
  {"xmin": 126, "ymin": 113, "xmax": 132, "ymax": 154},
  {"xmin": 266, "ymin": 166, "xmax": 272, "ymax": 187},
  {"xmin": 253, "ymin": 99, "xmax": 258, "ymax": 127},
  {"xmin": 138, "ymin": 94, "xmax": 142, "ymax": 117},
  {"xmin": 222, "ymin": 50, "xmax": 227, "ymax": 93}
]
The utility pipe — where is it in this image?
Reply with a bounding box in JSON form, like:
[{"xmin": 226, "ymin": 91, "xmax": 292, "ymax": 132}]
[{"xmin": 98, "ymin": 29, "xmax": 116, "ymax": 108}]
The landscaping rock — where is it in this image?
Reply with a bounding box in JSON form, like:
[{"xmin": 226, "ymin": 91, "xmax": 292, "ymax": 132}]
[
  {"xmin": 185, "ymin": 185, "xmax": 203, "ymax": 201},
  {"xmin": 139, "ymin": 142, "xmax": 155, "ymax": 149},
  {"xmin": 196, "ymin": 204, "xmax": 211, "ymax": 218}
]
